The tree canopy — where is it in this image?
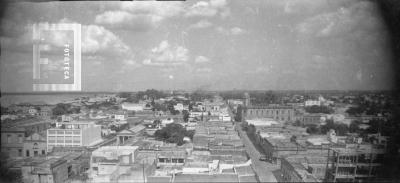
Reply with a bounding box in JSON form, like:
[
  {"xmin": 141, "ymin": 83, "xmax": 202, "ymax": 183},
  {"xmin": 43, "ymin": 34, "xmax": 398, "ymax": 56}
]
[{"xmin": 154, "ymin": 123, "xmax": 194, "ymax": 145}]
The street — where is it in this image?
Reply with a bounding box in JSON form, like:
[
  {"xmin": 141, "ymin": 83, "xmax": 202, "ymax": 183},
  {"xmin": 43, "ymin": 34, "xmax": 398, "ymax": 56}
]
[{"xmin": 235, "ymin": 122, "xmax": 279, "ymax": 182}]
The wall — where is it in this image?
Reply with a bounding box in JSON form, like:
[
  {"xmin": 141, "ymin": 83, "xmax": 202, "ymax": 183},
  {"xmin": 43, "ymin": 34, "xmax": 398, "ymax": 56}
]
[
  {"xmin": 1, "ymin": 131, "xmax": 25, "ymax": 158},
  {"xmin": 81, "ymin": 125, "xmax": 101, "ymax": 146}
]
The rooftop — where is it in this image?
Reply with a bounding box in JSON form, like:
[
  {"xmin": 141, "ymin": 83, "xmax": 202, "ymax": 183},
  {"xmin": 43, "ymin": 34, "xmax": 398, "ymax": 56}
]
[{"xmin": 92, "ymin": 146, "xmax": 139, "ymax": 158}]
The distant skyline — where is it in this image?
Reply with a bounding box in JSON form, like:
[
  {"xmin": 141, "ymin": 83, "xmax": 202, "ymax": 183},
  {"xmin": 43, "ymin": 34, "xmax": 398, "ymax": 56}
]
[{"xmin": 0, "ymin": 0, "xmax": 395, "ymax": 92}]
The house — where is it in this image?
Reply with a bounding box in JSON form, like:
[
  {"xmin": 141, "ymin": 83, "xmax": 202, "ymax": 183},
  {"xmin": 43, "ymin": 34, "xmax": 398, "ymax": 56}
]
[{"xmin": 28, "ymin": 106, "xmax": 39, "ymax": 115}]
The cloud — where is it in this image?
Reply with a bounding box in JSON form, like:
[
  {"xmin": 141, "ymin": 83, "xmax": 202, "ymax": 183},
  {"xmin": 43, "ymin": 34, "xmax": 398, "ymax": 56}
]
[
  {"xmin": 196, "ymin": 67, "xmax": 212, "ymax": 73},
  {"xmin": 195, "ymin": 56, "xmax": 211, "ymax": 63},
  {"xmin": 296, "ymin": 1, "xmax": 381, "ymax": 38},
  {"xmin": 95, "ymin": 1, "xmax": 183, "ymax": 31},
  {"xmin": 230, "ymin": 27, "xmax": 244, "ymax": 35},
  {"xmin": 188, "ymin": 20, "xmax": 213, "ymax": 29},
  {"xmin": 143, "ymin": 40, "xmax": 189, "ymax": 66},
  {"xmin": 185, "ymin": 0, "xmax": 230, "ymax": 18},
  {"xmin": 216, "ymin": 26, "xmax": 246, "ymax": 35}
]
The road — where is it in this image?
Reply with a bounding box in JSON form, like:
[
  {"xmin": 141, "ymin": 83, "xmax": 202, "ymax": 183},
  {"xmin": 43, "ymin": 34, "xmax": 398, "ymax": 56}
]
[{"xmin": 235, "ymin": 122, "xmax": 279, "ymax": 182}]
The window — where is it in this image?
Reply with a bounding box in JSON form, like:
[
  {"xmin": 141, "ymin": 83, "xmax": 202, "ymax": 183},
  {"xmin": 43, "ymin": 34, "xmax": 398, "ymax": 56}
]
[
  {"xmin": 18, "ymin": 134, "xmax": 23, "ymax": 143},
  {"xmin": 42, "ymin": 150, "xmax": 45, "ymax": 155},
  {"xmin": 18, "ymin": 149, "xmax": 22, "ymax": 157},
  {"xmin": 26, "ymin": 150, "xmax": 30, "ymax": 157},
  {"xmin": 7, "ymin": 134, "xmax": 12, "ymax": 143},
  {"xmin": 34, "ymin": 151, "xmax": 38, "ymax": 156}
]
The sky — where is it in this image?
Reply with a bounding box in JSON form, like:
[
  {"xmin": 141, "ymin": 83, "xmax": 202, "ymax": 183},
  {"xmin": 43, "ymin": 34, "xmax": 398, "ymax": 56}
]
[{"xmin": 0, "ymin": 0, "xmax": 395, "ymax": 92}]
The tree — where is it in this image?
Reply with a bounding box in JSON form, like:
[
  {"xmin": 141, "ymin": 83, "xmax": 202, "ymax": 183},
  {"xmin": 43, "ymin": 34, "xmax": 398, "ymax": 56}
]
[
  {"xmin": 235, "ymin": 105, "xmax": 243, "ymax": 122},
  {"xmin": 154, "ymin": 123, "xmax": 193, "ymax": 146},
  {"xmin": 182, "ymin": 110, "xmax": 189, "ymax": 122},
  {"xmin": 306, "ymin": 125, "xmax": 319, "ymax": 134}
]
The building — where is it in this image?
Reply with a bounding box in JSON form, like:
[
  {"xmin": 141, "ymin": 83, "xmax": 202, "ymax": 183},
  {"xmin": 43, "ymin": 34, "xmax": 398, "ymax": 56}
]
[
  {"xmin": 325, "ymin": 144, "xmax": 386, "ymax": 182},
  {"xmin": 39, "ymin": 106, "xmax": 53, "ymax": 119},
  {"xmin": 28, "ymin": 106, "xmax": 39, "ymax": 115},
  {"xmin": 114, "ymin": 111, "xmax": 127, "ymax": 121},
  {"xmin": 246, "ymin": 118, "xmax": 280, "ymax": 127},
  {"xmin": 121, "ymin": 102, "xmax": 144, "ymax": 111},
  {"xmin": 22, "ymin": 152, "xmax": 88, "ymax": 183},
  {"xmin": 301, "ymin": 113, "xmax": 325, "ymax": 126},
  {"xmin": 280, "ymin": 156, "xmax": 320, "ymax": 182},
  {"xmin": 21, "ymin": 158, "xmax": 69, "ymax": 183},
  {"xmin": 174, "ymin": 103, "xmax": 185, "ymax": 111},
  {"xmin": 89, "ymin": 146, "xmax": 139, "ymax": 183},
  {"xmin": 305, "ymin": 100, "xmax": 321, "ymax": 107},
  {"xmin": 47, "ymin": 121, "xmax": 102, "ymax": 152},
  {"xmin": 116, "ymin": 125, "xmax": 146, "ymax": 145},
  {"xmin": 1, "ymin": 127, "xmax": 25, "ymax": 158},
  {"xmin": 156, "ymin": 149, "xmax": 187, "ymax": 167},
  {"xmin": 24, "ymin": 132, "xmax": 47, "ymax": 157},
  {"xmin": 245, "ymin": 105, "xmax": 295, "ymax": 122}
]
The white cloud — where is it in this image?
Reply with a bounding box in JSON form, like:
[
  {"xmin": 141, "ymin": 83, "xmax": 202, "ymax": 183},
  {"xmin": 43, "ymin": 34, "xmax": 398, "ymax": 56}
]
[
  {"xmin": 296, "ymin": 1, "xmax": 380, "ymax": 38},
  {"xmin": 95, "ymin": 1, "xmax": 184, "ymax": 30},
  {"xmin": 188, "ymin": 20, "xmax": 213, "ymax": 29},
  {"xmin": 185, "ymin": 0, "xmax": 230, "ymax": 18},
  {"xmin": 196, "ymin": 67, "xmax": 212, "ymax": 73},
  {"xmin": 143, "ymin": 40, "xmax": 189, "ymax": 67},
  {"xmin": 195, "ymin": 56, "xmax": 211, "ymax": 63},
  {"xmin": 216, "ymin": 26, "xmax": 245, "ymax": 35},
  {"xmin": 95, "ymin": 11, "xmax": 134, "ymax": 25},
  {"xmin": 231, "ymin": 27, "xmax": 244, "ymax": 35}
]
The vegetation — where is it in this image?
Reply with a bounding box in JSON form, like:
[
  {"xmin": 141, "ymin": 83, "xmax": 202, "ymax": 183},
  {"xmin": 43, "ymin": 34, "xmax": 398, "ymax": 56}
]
[
  {"xmin": 52, "ymin": 103, "xmax": 80, "ymax": 116},
  {"xmin": 182, "ymin": 110, "xmax": 189, "ymax": 122},
  {"xmin": 305, "ymin": 119, "xmax": 349, "ymax": 136},
  {"xmin": 154, "ymin": 123, "xmax": 195, "ymax": 145},
  {"xmin": 234, "ymin": 105, "xmax": 243, "ymax": 122}
]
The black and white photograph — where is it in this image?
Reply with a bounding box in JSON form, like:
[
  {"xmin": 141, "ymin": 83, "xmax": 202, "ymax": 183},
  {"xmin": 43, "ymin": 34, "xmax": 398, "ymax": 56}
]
[{"xmin": 1, "ymin": 0, "xmax": 400, "ymax": 182}]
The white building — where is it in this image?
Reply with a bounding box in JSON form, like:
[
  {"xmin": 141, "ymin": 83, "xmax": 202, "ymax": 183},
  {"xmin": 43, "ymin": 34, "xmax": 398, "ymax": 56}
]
[
  {"xmin": 121, "ymin": 102, "xmax": 144, "ymax": 111},
  {"xmin": 89, "ymin": 146, "xmax": 139, "ymax": 183},
  {"xmin": 246, "ymin": 118, "xmax": 279, "ymax": 127},
  {"xmin": 47, "ymin": 121, "xmax": 102, "ymax": 152},
  {"xmin": 304, "ymin": 100, "xmax": 321, "ymax": 107},
  {"xmin": 218, "ymin": 114, "xmax": 232, "ymax": 122},
  {"xmin": 174, "ymin": 103, "xmax": 184, "ymax": 111}
]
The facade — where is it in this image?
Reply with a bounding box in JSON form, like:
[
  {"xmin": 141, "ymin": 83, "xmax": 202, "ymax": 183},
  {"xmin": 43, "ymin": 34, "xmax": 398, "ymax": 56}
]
[
  {"xmin": 305, "ymin": 100, "xmax": 321, "ymax": 107},
  {"xmin": 47, "ymin": 121, "xmax": 102, "ymax": 152},
  {"xmin": 325, "ymin": 144, "xmax": 386, "ymax": 182},
  {"xmin": 24, "ymin": 132, "xmax": 47, "ymax": 157},
  {"xmin": 245, "ymin": 105, "xmax": 295, "ymax": 122},
  {"xmin": 281, "ymin": 156, "xmax": 320, "ymax": 182},
  {"xmin": 156, "ymin": 150, "xmax": 186, "ymax": 167},
  {"xmin": 21, "ymin": 158, "xmax": 69, "ymax": 183},
  {"xmin": 301, "ymin": 113, "xmax": 325, "ymax": 126},
  {"xmin": 1, "ymin": 127, "xmax": 25, "ymax": 158},
  {"xmin": 39, "ymin": 106, "xmax": 53, "ymax": 119}
]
